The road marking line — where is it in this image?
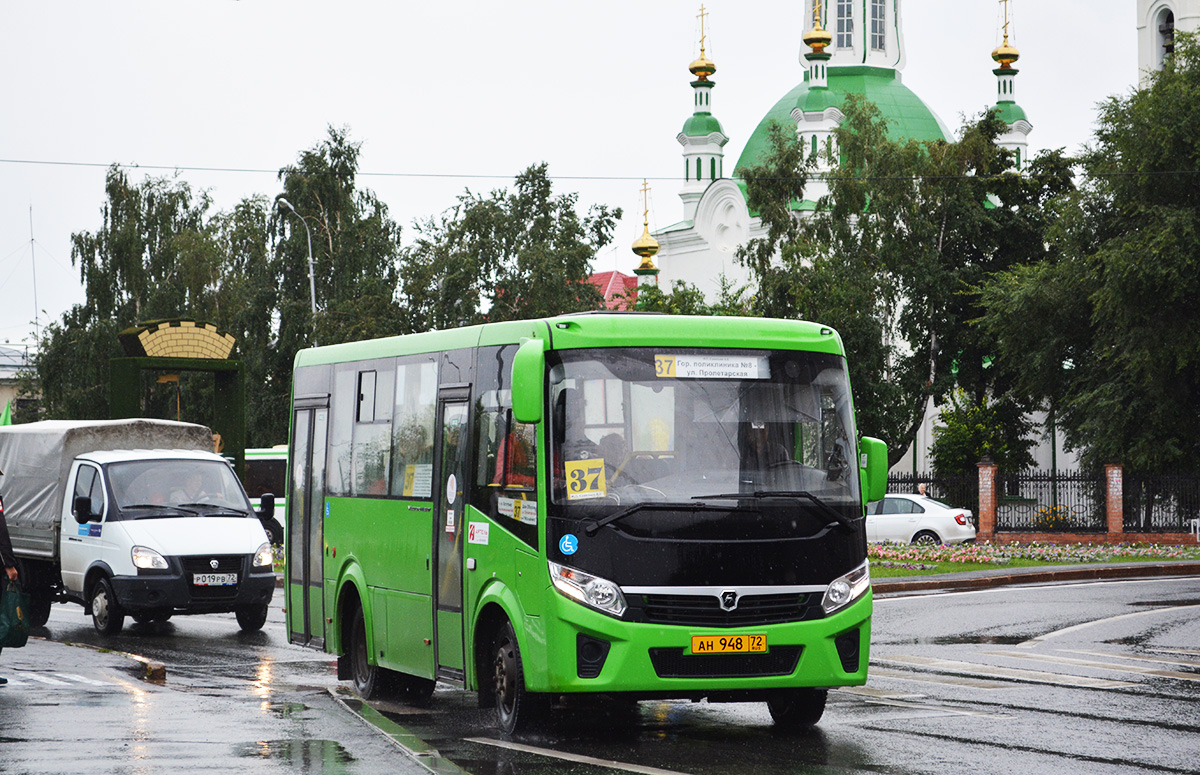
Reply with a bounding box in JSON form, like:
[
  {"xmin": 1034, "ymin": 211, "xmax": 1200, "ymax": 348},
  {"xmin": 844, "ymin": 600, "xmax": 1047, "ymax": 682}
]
[
  {"xmin": 852, "ymin": 697, "xmax": 1010, "ymax": 719},
  {"xmin": 875, "ymin": 655, "xmax": 1137, "ymax": 688},
  {"xmin": 985, "ymin": 650, "xmax": 1200, "ymax": 682},
  {"xmin": 1062, "ymin": 649, "xmax": 1200, "ymax": 669},
  {"xmin": 1016, "ymin": 604, "xmax": 1200, "ymax": 648},
  {"xmin": 23, "ymin": 674, "xmax": 72, "ymax": 686},
  {"xmin": 53, "ymin": 673, "xmax": 112, "ymax": 686},
  {"xmin": 837, "ymin": 685, "xmax": 927, "ymax": 700},
  {"xmin": 466, "ymin": 737, "xmax": 690, "ymax": 775},
  {"xmin": 868, "ymin": 665, "xmax": 1014, "ymax": 690}
]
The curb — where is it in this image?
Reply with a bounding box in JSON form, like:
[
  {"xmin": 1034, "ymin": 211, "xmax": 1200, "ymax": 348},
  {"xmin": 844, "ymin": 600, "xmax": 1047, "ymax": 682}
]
[{"xmin": 873, "ymin": 561, "xmax": 1200, "ymax": 595}]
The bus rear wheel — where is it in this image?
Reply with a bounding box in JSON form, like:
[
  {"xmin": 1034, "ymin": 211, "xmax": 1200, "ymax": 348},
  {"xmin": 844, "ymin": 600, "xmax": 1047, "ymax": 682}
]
[
  {"xmin": 492, "ymin": 620, "xmax": 547, "ymax": 734},
  {"xmin": 767, "ymin": 688, "xmax": 827, "ymax": 729},
  {"xmin": 349, "ymin": 607, "xmax": 385, "ymax": 699}
]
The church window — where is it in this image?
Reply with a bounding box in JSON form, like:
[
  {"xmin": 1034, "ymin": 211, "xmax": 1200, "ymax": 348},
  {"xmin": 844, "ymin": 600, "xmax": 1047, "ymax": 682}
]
[
  {"xmin": 811, "ymin": 135, "xmax": 818, "ymax": 156},
  {"xmin": 836, "ymin": 0, "xmax": 853, "ymax": 49},
  {"xmin": 697, "ymin": 157, "xmax": 703, "ymax": 180},
  {"xmin": 710, "ymin": 158, "xmax": 717, "ymax": 180},
  {"xmin": 870, "ymin": 0, "xmax": 886, "ymax": 51},
  {"xmin": 1157, "ymin": 9, "xmax": 1175, "ymax": 67},
  {"xmin": 685, "ymin": 159, "xmax": 689, "ymax": 182}
]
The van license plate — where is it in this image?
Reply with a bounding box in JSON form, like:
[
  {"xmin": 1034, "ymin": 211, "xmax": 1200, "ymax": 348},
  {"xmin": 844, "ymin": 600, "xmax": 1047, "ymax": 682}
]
[
  {"xmin": 690, "ymin": 634, "xmax": 767, "ymax": 654},
  {"xmin": 193, "ymin": 573, "xmax": 237, "ymax": 586}
]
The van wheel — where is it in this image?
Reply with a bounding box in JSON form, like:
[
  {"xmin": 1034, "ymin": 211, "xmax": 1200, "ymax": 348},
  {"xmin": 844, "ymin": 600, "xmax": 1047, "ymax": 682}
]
[
  {"xmin": 90, "ymin": 577, "xmax": 125, "ymax": 635},
  {"xmin": 492, "ymin": 620, "xmax": 547, "ymax": 734},
  {"xmin": 29, "ymin": 591, "xmax": 52, "ymax": 628},
  {"xmin": 236, "ymin": 604, "xmax": 269, "ymax": 632},
  {"xmin": 767, "ymin": 688, "xmax": 827, "ymax": 729}
]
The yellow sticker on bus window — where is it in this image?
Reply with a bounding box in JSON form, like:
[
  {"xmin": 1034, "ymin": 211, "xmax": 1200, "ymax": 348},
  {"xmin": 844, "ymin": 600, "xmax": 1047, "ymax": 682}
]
[
  {"xmin": 654, "ymin": 355, "xmax": 677, "ymax": 378},
  {"xmin": 403, "ymin": 464, "xmax": 416, "ymax": 497},
  {"xmin": 564, "ymin": 458, "xmax": 607, "ymax": 500}
]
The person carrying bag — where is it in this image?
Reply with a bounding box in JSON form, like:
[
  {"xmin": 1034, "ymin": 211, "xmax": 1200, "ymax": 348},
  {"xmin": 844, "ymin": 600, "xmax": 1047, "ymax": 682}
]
[{"xmin": 0, "ymin": 482, "xmax": 28, "ymax": 681}]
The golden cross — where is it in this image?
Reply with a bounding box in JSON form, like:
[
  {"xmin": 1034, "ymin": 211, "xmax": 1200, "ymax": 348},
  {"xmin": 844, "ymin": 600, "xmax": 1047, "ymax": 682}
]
[
  {"xmin": 697, "ymin": 4, "xmax": 708, "ymax": 52},
  {"xmin": 641, "ymin": 179, "xmax": 651, "ymax": 225},
  {"xmin": 1000, "ymin": 0, "xmax": 1012, "ymax": 43},
  {"xmin": 813, "ymin": 0, "xmax": 823, "ymax": 29}
]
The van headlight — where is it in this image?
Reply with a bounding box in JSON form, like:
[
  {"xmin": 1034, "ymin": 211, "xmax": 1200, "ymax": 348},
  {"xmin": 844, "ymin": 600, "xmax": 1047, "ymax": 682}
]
[
  {"xmin": 132, "ymin": 545, "xmax": 169, "ymax": 570},
  {"xmin": 821, "ymin": 560, "xmax": 871, "ymax": 615},
  {"xmin": 548, "ymin": 561, "xmax": 627, "ymax": 618},
  {"xmin": 253, "ymin": 542, "xmax": 274, "ymax": 568}
]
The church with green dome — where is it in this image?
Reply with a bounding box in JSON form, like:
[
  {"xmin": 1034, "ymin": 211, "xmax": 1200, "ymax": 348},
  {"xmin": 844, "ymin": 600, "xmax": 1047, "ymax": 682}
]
[{"xmin": 643, "ymin": 0, "xmax": 1031, "ymax": 299}]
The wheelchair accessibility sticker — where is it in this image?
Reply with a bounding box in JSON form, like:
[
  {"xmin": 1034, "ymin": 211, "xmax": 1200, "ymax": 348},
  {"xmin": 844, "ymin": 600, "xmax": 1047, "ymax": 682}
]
[{"xmin": 559, "ymin": 534, "xmax": 579, "ymax": 555}]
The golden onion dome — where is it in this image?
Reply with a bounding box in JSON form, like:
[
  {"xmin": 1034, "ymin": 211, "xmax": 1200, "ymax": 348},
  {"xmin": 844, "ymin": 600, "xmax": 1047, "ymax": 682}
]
[
  {"xmin": 632, "ymin": 224, "xmax": 660, "ymax": 266},
  {"xmin": 689, "ymin": 50, "xmax": 716, "ymax": 80},
  {"xmin": 803, "ymin": 24, "xmax": 832, "ymax": 53},
  {"xmin": 992, "ymin": 36, "xmax": 1020, "ymax": 68}
]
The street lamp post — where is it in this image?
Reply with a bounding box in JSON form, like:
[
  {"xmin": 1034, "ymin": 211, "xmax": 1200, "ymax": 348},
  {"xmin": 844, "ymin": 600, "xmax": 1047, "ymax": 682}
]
[{"xmin": 276, "ymin": 197, "xmax": 318, "ymax": 321}]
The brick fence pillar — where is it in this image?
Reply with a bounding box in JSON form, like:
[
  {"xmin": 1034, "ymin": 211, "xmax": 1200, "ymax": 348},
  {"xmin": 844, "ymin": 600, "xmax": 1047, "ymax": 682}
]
[
  {"xmin": 977, "ymin": 458, "xmax": 998, "ymax": 539},
  {"xmin": 1105, "ymin": 463, "xmax": 1124, "ymax": 537}
]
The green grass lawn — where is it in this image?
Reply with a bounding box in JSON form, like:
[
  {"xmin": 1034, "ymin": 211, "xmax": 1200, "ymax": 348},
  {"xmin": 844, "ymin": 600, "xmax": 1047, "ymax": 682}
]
[{"xmin": 869, "ymin": 541, "xmax": 1200, "ymax": 578}]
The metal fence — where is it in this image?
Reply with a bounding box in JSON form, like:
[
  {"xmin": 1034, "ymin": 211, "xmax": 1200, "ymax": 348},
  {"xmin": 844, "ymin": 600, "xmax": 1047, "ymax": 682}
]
[
  {"xmin": 1123, "ymin": 474, "xmax": 1200, "ymax": 533},
  {"xmin": 993, "ymin": 469, "xmax": 1106, "ymax": 532}
]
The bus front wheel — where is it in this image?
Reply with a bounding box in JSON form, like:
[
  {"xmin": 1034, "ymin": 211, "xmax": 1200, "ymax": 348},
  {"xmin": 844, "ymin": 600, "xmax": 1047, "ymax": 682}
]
[
  {"xmin": 767, "ymin": 688, "xmax": 827, "ymax": 729},
  {"xmin": 492, "ymin": 620, "xmax": 547, "ymax": 734}
]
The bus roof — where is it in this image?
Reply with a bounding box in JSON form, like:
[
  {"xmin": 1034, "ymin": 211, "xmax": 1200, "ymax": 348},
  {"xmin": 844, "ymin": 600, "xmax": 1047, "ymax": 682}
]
[{"xmin": 293, "ymin": 313, "xmax": 845, "ymax": 368}]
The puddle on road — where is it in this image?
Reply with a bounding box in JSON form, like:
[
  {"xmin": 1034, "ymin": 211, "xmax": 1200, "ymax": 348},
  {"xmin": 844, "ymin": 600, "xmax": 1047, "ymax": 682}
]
[
  {"xmin": 877, "ymin": 634, "xmax": 1029, "ymax": 646},
  {"xmin": 235, "ymin": 739, "xmax": 355, "ymax": 769}
]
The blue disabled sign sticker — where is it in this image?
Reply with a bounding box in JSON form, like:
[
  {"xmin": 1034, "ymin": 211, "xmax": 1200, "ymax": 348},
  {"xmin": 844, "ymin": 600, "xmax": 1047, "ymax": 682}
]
[{"xmin": 559, "ymin": 533, "xmax": 579, "ymax": 556}]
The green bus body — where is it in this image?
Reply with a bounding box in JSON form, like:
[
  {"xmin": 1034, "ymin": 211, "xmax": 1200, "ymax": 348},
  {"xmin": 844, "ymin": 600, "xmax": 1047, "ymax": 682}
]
[{"xmin": 285, "ymin": 313, "xmax": 887, "ymax": 730}]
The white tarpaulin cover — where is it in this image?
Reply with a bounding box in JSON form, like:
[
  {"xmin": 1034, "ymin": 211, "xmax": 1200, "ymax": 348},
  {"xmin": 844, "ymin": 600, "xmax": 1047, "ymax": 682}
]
[{"xmin": 0, "ymin": 419, "xmax": 212, "ymax": 529}]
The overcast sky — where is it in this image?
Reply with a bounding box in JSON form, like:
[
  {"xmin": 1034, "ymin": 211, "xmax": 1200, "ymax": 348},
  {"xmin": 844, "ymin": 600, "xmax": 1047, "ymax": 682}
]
[{"xmin": 0, "ymin": 0, "xmax": 1138, "ymax": 348}]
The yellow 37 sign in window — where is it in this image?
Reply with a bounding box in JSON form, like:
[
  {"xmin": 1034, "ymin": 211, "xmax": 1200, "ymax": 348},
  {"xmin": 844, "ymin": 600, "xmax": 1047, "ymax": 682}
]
[{"xmin": 564, "ymin": 458, "xmax": 607, "ymax": 500}]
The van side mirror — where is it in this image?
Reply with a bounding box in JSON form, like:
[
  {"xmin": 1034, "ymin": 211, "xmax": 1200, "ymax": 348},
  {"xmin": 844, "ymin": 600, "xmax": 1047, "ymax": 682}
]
[
  {"xmin": 73, "ymin": 496, "xmax": 93, "ymax": 525},
  {"xmin": 511, "ymin": 338, "xmax": 546, "ymax": 424},
  {"xmin": 258, "ymin": 493, "xmax": 275, "ymax": 519},
  {"xmin": 859, "ymin": 436, "xmax": 888, "ymax": 503}
]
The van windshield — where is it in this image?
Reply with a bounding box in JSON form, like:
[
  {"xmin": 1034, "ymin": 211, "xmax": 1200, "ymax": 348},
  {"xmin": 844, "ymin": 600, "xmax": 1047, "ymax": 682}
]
[{"xmin": 108, "ymin": 459, "xmax": 253, "ymax": 516}]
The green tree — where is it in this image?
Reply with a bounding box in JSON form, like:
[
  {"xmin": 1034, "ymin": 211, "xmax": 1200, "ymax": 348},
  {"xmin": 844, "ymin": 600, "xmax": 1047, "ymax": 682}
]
[
  {"xmin": 23, "ymin": 166, "xmax": 222, "ymax": 421},
  {"xmin": 979, "ymin": 33, "xmax": 1200, "ymax": 475},
  {"xmin": 621, "ymin": 275, "xmax": 752, "ymax": 316},
  {"xmin": 929, "ymin": 388, "xmax": 1033, "ymax": 475},
  {"xmin": 397, "ymin": 164, "xmax": 621, "ymax": 331}
]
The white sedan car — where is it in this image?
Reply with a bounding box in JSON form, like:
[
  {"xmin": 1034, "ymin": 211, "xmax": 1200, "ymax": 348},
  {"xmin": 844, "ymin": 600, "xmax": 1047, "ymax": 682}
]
[{"xmin": 865, "ymin": 493, "xmax": 977, "ymax": 545}]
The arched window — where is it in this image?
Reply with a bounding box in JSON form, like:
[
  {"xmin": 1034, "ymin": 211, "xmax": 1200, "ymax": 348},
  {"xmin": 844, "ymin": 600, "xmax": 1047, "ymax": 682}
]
[
  {"xmin": 1158, "ymin": 8, "xmax": 1175, "ymax": 67},
  {"xmin": 870, "ymin": 0, "xmax": 886, "ymax": 51},
  {"xmin": 812, "ymin": 135, "xmax": 818, "ymax": 156},
  {"xmin": 836, "ymin": 0, "xmax": 853, "ymax": 49},
  {"xmin": 710, "ymin": 158, "xmax": 717, "ymax": 180},
  {"xmin": 696, "ymin": 157, "xmax": 703, "ymax": 180},
  {"xmin": 685, "ymin": 159, "xmax": 689, "ymax": 182}
]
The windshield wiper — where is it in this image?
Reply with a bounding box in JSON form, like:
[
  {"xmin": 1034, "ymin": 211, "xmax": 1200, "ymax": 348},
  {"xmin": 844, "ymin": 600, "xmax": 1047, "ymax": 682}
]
[
  {"xmin": 582, "ymin": 501, "xmax": 715, "ymax": 537},
  {"xmin": 120, "ymin": 504, "xmax": 200, "ymax": 516},
  {"xmin": 690, "ymin": 490, "xmax": 857, "ymax": 531}
]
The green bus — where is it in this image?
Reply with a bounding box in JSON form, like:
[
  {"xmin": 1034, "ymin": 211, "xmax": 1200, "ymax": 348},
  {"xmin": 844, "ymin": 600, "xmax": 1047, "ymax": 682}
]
[{"xmin": 285, "ymin": 313, "xmax": 887, "ymax": 733}]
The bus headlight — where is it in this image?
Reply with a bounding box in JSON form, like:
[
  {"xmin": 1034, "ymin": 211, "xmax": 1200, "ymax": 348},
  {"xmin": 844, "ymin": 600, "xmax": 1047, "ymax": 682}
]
[
  {"xmin": 132, "ymin": 545, "xmax": 169, "ymax": 570},
  {"xmin": 548, "ymin": 561, "xmax": 627, "ymax": 618},
  {"xmin": 821, "ymin": 560, "xmax": 871, "ymax": 615},
  {"xmin": 253, "ymin": 542, "xmax": 274, "ymax": 568}
]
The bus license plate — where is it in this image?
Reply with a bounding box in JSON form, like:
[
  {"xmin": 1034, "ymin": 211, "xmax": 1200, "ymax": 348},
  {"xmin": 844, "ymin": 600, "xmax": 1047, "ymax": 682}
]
[
  {"xmin": 193, "ymin": 572, "xmax": 237, "ymax": 586},
  {"xmin": 691, "ymin": 634, "xmax": 767, "ymax": 654}
]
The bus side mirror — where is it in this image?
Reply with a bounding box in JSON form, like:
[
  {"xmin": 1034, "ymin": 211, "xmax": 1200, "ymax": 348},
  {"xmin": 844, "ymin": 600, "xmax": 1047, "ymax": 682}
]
[
  {"xmin": 258, "ymin": 493, "xmax": 275, "ymax": 519},
  {"xmin": 511, "ymin": 338, "xmax": 545, "ymax": 424},
  {"xmin": 859, "ymin": 436, "xmax": 888, "ymax": 503}
]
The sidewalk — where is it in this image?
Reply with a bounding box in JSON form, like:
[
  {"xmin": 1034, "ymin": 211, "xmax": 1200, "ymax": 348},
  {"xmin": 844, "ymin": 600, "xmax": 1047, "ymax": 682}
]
[{"xmin": 873, "ymin": 560, "xmax": 1200, "ymax": 595}]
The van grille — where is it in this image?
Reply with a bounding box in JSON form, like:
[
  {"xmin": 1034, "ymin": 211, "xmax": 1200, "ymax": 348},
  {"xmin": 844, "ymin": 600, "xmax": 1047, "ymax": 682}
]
[{"xmin": 182, "ymin": 555, "xmax": 244, "ymax": 599}]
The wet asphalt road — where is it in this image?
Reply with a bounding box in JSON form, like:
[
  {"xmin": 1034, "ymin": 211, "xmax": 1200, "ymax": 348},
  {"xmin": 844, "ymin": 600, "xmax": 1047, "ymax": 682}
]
[{"xmin": 3, "ymin": 575, "xmax": 1198, "ymax": 774}]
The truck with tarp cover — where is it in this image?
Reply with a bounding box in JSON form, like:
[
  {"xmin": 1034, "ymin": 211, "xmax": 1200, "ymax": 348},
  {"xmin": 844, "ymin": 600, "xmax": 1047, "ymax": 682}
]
[{"xmin": 1, "ymin": 419, "xmax": 277, "ymax": 634}]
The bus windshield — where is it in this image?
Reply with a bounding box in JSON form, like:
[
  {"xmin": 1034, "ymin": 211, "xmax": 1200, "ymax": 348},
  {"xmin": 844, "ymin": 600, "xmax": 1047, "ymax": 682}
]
[{"xmin": 548, "ymin": 347, "xmax": 859, "ymax": 508}]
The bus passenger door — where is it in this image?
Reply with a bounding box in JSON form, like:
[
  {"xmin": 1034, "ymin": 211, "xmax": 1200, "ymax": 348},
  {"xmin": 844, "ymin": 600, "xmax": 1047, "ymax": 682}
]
[
  {"xmin": 433, "ymin": 389, "xmax": 469, "ymax": 682},
  {"xmin": 288, "ymin": 402, "xmax": 329, "ymax": 648}
]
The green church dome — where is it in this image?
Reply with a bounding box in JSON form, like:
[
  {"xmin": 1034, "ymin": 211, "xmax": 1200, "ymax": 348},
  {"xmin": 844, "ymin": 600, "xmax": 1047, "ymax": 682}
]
[
  {"xmin": 734, "ymin": 66, "xmax": 952, "ymax": 174},
  {"xmin": 682, "ymin": 112, "xmax": 726, "ymax": 138}
]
